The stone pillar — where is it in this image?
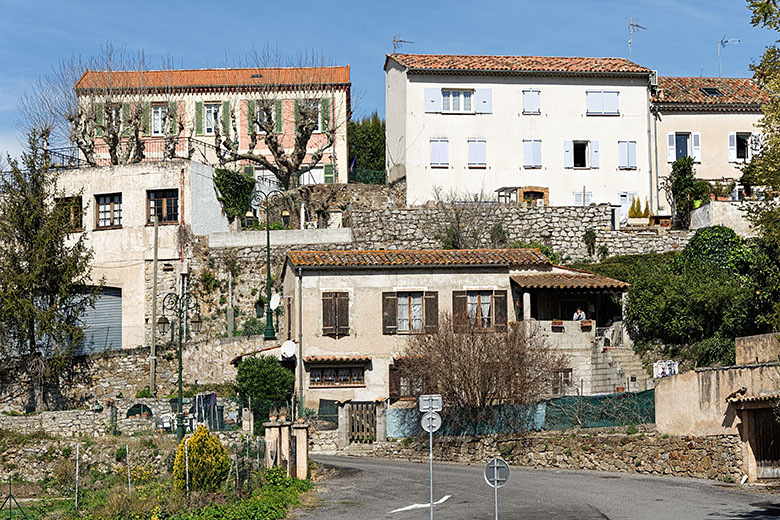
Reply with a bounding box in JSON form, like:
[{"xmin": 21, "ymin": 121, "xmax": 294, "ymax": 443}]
[
  {"xmin": 242, "ymin": 407, "xmax": 252, "ymax": 433},
  {"xmin": 375, "ymin": 400, "xmax": 387, "ymax": 442},
  {"xmin": 523, "ymin": 292, "xmax": 532, "ymax": 321},
  {"xmin": 337, "ymin": 402, "xmax": 350, "ymax": 448},
  {"xmin": 293, "ymin": 422, "xmax": 309, "ymax": 480},
  {"xmin": 263, "ymin": 421, "xmax": 281, "ymax": 468},
  {"xmin": 279, "ymin": 420, "xmax": 293, "ymax": 476}
]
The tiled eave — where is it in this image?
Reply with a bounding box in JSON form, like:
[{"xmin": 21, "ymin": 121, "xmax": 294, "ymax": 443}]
[
  {"xmin": 304, "ymin": 355, "xmax": 371, "ymax": 364},
  {"xmin": 405, "ymin": 68, "xmax": 650, "ymax": 79},
  {"xmin": 75, "ymin": 82, "xmax": 351, "ymax": 96},
  {"xmin": 653, "ymin": 102, "xmax": 764, "ymax": 113}
]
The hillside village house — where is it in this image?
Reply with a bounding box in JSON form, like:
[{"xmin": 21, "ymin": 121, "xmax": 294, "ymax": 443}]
[
  {"xmin": 650, "ymin": 76, "xmax": 769, "ymax": 210},
  {"xmin": 384, "ymin": 53, "xmax": 657, "ymax": 218},
  {"xmin": 73, "ymin": 66, "xmax": 351, "ymax": 187},
  {"xmin": 281, "ymin": 249, "xmax": 648, "ymax": 413}
]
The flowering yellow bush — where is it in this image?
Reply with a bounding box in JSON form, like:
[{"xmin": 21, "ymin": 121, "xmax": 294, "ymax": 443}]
[{"xmin": 173, "ymin": 425, "xmax": 230, "ymax": 493}]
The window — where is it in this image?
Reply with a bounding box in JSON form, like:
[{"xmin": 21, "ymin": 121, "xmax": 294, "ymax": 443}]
[
  {"xmin": 730, "ymin": 132, "xmax": 760, "ymax": 162},
  {"xmin": 442, "ymin": 89, "xmax": 473, "ymax": 113},
  {"xmin": 147, "ymin": 189, "xmax": 178, "ymax": 224},
  {"xmin": 675, "ymin": 133, "xmax": 689, "ymax": 160},
  {"xmin": 430, "ymin": 138, "xmax": 449, "ymax": 167},
  {"xmin": 618, "ymin": 140, "xmax": 637, "ymax": 169},
  {"xmin": 522, "ymin": 89, "xmax": 541, "ymax": 114},
  {"xmin": 523, "ymin": 140, "xmax": 542, "ymax": 168},
  {"xmin": 467, "ymin": 139, "xmax": 487, "ymax": 168},
  {"xmin": 700, "ymin": 87, "xmax": 724, "ymax": 97},
  {"xmin": 151, "ymin": 105, "xmax": 167, "ymax": 136},
  {"xmin": 96, "ymin": 193, "xmax": 122, "ymax": 228},
  {"xmin": 586, "ymin": 90, "xmax": 619, "ymax": 115},
  {"xmin": 322, "ymin": 292, "xmax": 349, "ymax": 337},
  {"xmin": 56, "ymin": 196, "xmax": 83, "ymax": 231},
  {"xmin": 204, "ymin": 103, "xmax": 221, "ymax": 135},
  {"xmin": 564, "ymin": 140, "xmax": 599, "ymax": 169},
  {"xmin": 667, "ymin": 132, "xmax": 701, "ymax": 162},
  {"xmin": 383, "ymin": 291, "xmax": 438, "ymax": 334},
  {"xmin": 452, "ymin": 290, "xmax": 507, "ymax": 331},
  {"xmin": 618, "ymin": 191, "xmax": 637, "ymax": 219},
  {"xmin": 254, "ymin": 101, "xmax": 272, "ymax": 133},
  {"xmin": 552, "ymin": 369, "xmax": 573, "ymax": 395},
  {"xmin": 310, "ymin": 366, "xmax": 364, "ymax": 387},
  {"xmin": 573, "ymin": 191, "xmax": 593, "ymax": 206}
]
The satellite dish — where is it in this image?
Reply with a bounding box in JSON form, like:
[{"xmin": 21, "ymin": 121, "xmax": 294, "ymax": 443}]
[
  {"xmin": 270, "ymin": 294, "xmax": 281, "ymax": 310},
  {"xmin": 281, "ymin": 340, "xmax": 297, "ymax": 359}
]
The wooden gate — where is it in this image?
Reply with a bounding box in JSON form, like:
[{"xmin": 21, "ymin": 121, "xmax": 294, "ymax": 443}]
[
  {"xmin": 754, "ymin": 408, "xmax": 780, "ymax": 478},
  {"xmin": 349, "ymin": 402, "xmax": 376, "ymax": 443}
]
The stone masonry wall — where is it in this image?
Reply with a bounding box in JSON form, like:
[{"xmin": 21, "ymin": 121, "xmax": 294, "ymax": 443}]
[{"xmin": 373, "ymin": 427, "xmax": 744, "ymax": 482}]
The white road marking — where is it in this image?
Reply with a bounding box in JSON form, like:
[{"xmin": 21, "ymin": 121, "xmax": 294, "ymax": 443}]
[{"xmin": 390, "ymin": 495, "xmax": 452, "ymax": 513}]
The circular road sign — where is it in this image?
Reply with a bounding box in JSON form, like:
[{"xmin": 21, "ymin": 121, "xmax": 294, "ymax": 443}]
[
  {"xmin": 484, "ymin": 458, "xmax": 510, "ymax": 488},
  {"xmin": 421, "ymin": 411, "xmax": 442, "ymax": 433}
]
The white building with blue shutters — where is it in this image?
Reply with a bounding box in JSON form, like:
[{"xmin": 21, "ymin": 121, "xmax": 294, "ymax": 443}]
[{"xmin": 385, "ymin": 53, "xmax": 657, "ymax": 216}]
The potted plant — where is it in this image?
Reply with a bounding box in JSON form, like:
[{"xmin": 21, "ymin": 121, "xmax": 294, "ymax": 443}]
[
  {"xmin": 580, "ymin": 319, "xmax": 593, "ymax": 330},
  {"xmin": 268, "ymin": 409, "xmax": 278, "ymax": 422},
  {"xmin": 278, "ymin": 407, "xmax": 288, "ymax": 422}
]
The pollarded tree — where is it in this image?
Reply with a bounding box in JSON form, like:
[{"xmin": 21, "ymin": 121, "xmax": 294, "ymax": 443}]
[{"xmin": 0, "ymin": 130, "xmax": 101, "ymax": 410}]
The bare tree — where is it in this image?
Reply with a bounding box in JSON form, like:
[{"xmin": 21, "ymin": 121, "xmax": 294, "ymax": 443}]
[
  {"xmin": 213, "ymin": 48, "xmax": 349, "ymax": 190},
  {"xmin": 429, "ymin": 189, "xmax": 503, "ymax": 249},
  {"xmin": 402, "ymin": 315, "xmax": 566, "ymax": 433}
]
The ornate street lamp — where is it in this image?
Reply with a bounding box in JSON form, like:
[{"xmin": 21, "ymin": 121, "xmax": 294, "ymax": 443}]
[
  {"xmin": 250, "ymin": 188, "xmax": 286, "ymax": 340},
  {"xmin": 157, "ymin": 274, "xmax": 201, "ymax": 442}
]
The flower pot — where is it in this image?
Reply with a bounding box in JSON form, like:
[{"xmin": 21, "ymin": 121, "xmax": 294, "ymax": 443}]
[
  {"xmin": 552, "ymin": 321, "xmax": 563, "ymax": 327},
  {"xmin": 616, "ymin": 386, "xmax": 625, "ymax": 393}
]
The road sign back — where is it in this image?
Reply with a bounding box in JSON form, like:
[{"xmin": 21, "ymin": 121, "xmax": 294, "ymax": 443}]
[
  {"xmin": 419, "ymin": 394, "xmax": 443, "ymax": 412},
  {"xmin": 421, "ymin": 411, "xmax": 442, "ymax": 433},
  {"xmin": 484, "ymin": 458, "xmax": 510, "ymax": 488}
]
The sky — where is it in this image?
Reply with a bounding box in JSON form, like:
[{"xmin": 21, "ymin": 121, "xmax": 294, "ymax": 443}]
[{"xmin": 0, "ymin": 0, "xmax": 777, "ymax": 159}]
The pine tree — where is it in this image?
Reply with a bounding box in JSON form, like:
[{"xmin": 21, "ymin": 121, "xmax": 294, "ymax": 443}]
[{"xmin": 0, "ymin": 130, "xmax": 100, "ymax": 411}]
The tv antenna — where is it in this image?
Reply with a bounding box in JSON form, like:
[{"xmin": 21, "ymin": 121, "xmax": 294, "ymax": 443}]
[
  {"xmin": 628, "ymin": 17, "xmax": 647, "ymax": 60},
  {"xmin": 393, "ymin": 34, "xmax": 414, "ymax": 54},
  {"xmin": 718, "ymin": 36, "xmax": 740, "ymax": 77}
]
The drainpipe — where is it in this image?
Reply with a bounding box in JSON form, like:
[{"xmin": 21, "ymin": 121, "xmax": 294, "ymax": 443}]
[
  {"xmin": 653, "ymin": 108, "xmax": 661, "ymax": 213},
  {"xmin": 297, "ymin": 267, "xmax": 304, "ymax": 418},
  {"xmin": 646, "ymin": 78, "xmax": 655, "ymax": 213}
]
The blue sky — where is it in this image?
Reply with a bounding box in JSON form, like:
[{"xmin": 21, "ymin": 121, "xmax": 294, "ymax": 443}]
[{"xmin": 0, "ymin": 0, "xmax": 777, "ymax": 158}]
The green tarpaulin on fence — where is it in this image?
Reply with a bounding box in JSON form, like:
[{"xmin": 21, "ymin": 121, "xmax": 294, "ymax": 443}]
[{"xmin": 544, "ymin": 389, "xmax": 655, "ymax": 430}]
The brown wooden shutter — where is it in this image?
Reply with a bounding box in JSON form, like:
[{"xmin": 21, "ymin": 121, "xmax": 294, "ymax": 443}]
[
  {"xmin": 336, "ymin": 292, "xmax": 350, "ymax": 337},
  {"xmin": 389, "ymin": 364, "xmax": 400, "ymax": 401},
  {"xmin": 452, "ymin": 291, "xmax": 468, "ymax": 332},
  {"xmin": 493, "ymin": 290, "xmax": 508, "ymax": 331},
  {"xmin": 382, "ymin": 292, "xmax": 397, "ymax": 335},
  {"xmin": 322, "ymin": 292, "xmax": 336, "ymax": 336},
  {"xmin": 424, "ymin": 291, "xmax": 438, "ymax": 334}
]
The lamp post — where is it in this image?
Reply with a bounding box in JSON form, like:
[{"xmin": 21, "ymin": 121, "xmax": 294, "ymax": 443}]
[
  {"xmin": 157, "ymin": 274, "xmax": 202, "ymax": 442},
  {"xmin": 250, "ymin": 188, "xmax": 285, "ymax": 340}
]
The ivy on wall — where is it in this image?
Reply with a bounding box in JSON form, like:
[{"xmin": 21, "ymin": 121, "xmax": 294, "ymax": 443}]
[{"xmin": 213, "ymin": 168, "xmax": 256, "ymax": 222}]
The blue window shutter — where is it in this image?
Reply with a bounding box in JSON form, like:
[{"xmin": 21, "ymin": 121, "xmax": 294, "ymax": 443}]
[
  {"xmin": 590, "ymin": 140, "xmax": 600, "ymax": 168},
  {"xmin": 604, "ymin": 91, "xmax": 619, "ymax": 114},
  {"xmin": 667, "ymin": 133, "xmax": 676, "ymax": 162},
  {"xmin": 468, "ymin": 139, "xmax": 478, "ymax": 165},
  {"xmin": 424, "ymin": 88, "xmax": 442, "ymax": 113},
  {"xmin": 441, "ymin": 139, "xmax": 449, "ymax": 165},
  {"xmin": 563, "ymin": 140, "xmax": 573, "ymax": 168},
  {"xmin": 475, "ymin": 88, "xmax": 492, "ymax": 114},
  {"xmin": 586, "ymin": 91, "xmax": 601, "ymax": 114},
  {"xmin": 628, "ymin": 141, "xmax": 637, "ymax": 168},
  {"xmin": 618, "ymin": 141, "xmax": 628, "ymax": 168},
  {"xmin": 523, "ymin": 140, "xmax": 534, "ymax": 167},
  {"xmin": 692, "ymin": 132, "xmax": 702, "ymax": 163},
  {"xmin": 534, "ymin": 140, "xmax": 542, "ymax": 167}
]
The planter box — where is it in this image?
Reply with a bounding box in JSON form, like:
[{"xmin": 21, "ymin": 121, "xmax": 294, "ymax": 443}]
[
  {"xmin": 551, "ymin": 320, "xmax": 564, "ymax": 332},
  {"xmin": 626, "ymin": 217, "xmax": 649, "ymax": 227},
  {"xmin": 580, "ymin": 320, "xmax": 593, "ymax": 330}
]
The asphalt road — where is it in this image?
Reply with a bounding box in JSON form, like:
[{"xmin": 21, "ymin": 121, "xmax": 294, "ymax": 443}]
[{"xmin": 294, "ymin": 455, "xmax": 780, "ymax": 520}]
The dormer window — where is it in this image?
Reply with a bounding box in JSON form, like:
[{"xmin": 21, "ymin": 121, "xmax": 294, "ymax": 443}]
[{"xmin": 700, "ymin": 87, "xmax": 725, "ymax": 97}]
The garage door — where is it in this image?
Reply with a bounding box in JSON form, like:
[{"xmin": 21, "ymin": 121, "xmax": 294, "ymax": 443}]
[{"xmin": 78, "ymin": 287, "xmax": 122, "ymax": 355}]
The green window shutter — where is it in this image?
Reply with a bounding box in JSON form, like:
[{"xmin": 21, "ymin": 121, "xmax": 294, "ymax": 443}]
[
  {"xmin": 243, "ymin": 165, "xmax": 255, "ymax": 176},
  {"xmin": 142, "ymin": 103, "xmax": 151, "ymax": 137},
  {"xmin": 247, "ymin": 100, "xmax": 256, "ymax": 133},
  {"xmin": 195, "ymin": 102, "xmax": 203, "ymax": 135},
  {"xmin": 324, "ymin": 164, "xmax": 334, "ymax": 184},
  {"xmin": 294, "ymin": 100, "xmax": 300, "ymax": 129},
  {"xmin": 320, "ymin": 98, "xmax": 330, "ymax": 132},
  {"xmin": 95, "ymin": 103, "xmax": 104, "ymax": 137},
  {"xmin": 121, "ymin": 103, "xmax": 130, "ymax": 137},
  {"xmin": 222, "ymin": 101, "xmax": 231, "ymax": 134},
  {"xmin": 274, "ymin": 100, "xmax": 283, "ymax": 133},
  {"xmin": 168, "ymin": 101, "xmax": 178, "ymax": 134}
]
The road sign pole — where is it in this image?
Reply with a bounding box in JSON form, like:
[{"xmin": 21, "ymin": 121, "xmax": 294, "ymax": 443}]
[
  {"xmin": 429, "ymin": 412, "xmax": 434, "ymax": 520},
  {"xmin": 493, "ymin": 463, "xmax": 498, "ymax": 520}
]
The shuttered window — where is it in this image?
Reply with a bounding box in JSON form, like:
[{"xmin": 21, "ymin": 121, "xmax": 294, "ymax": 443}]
[
  {"xmin": 573, "ymin": 191, "xmax": 593, "ymax": 206},
  {"xmin": 618, "ymin": 140, "xmax": 637, "ymax": 170},
  {"xmin": 467, "ymin": 139, "xmax": 487, "ymax": 168},
  {"xmin": 151, "ymin": 105, "xmax": 167, "ymax": 136},
  {"xmin": 322, "ymin": 292, "xmax": 349, "ymax": 337},
  {"xmin": 78, "ymin": 287, "xmax": 122, "ymax": 355},
  {"xmin": 56, "ymin": 196, "xmax": 83, "ymax": 231},
  {"xmin": 382, "ymin": 291, "xmax": 438, "ymax": 334},
  {"xmin": 430, "ymin": 138, "xmax": 449, "ymax": 167},
  {"xmin": 523, "ymin": 140, "xmax": 542, "ymax": 168},
  {"xmin": 522, "ymin": 89, "xmax": 541, "ymax": 114},
  {"xmin": 442, "ymin": 89, "xmax": 473, "ymax": 113},
  {"xmin": 204, "ymin": 103, "xmax": 220, "ymax": 135},
  {"xmin": 452, "ymin": 290, "xmax": 507, "ymax": 331},
  {"xmin": 586, "ymin": 91, "xmax": 619, "ymax": 115}
]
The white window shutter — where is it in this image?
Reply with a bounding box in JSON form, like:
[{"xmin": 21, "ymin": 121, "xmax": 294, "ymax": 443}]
[
  {"xmin": 441, "ymin": 139, "xmax": 449, "ymax": 165},
  {"xmin": 618, "ymin": 141, "xmax": 628, "ymax": 169},
  {"xmin": 586, "ymin": 91, "xmax": 601, "ymax": 114},
  {"xmin": 523, "ymin": 140, "xmax": 534, "ymax": 167},
  {"xmin": 585, "ymin": 192, "xmax": 593, "ymax": 205},
  {"xmin": 564, "ymin": 140, "xmax": 573, "ymax": 168},
  {"xmin": 628, "ymin": 141, "xmax": 637, "ymax": 169},
  {"xmin": 573, "ymin": 192, "xmax": 583, "ymax": 205},
  {"xmin": 430, "ymin": 140, "xmax": 438, "ymax": 165},
  {"xmin": 475, "ymin": 89, "xmax": 492, "ymax": 114},
  {"xmin": 727, "ymin": 132, "xmax": 736, "ymax": 162},
  {"xmin": 523, "ymin": 90, "xmax": 540, "ymax": 114},
  {"xmin": 534, "ymin": 140, "xmax": 542, "ymax": 167},
  {"xmin": 468, "ymin": 139, "xmax": 477, "ymax": 165},
  {"xmin": 590, "ymin": 140, "xmax": 600, "ymax": 169},
  {"xmin": 692, "ymin": 132, "xmax": 702, "ymax": 163},
  {"xmin": 667, "ymin": 133, "xmax": 676, "ymax": 162},
  {"xmin": 478, "ymin": 140, "xmax": 487, "ymax": 165},
  {"xmin": 604, "ymin": 92, "xmax": 619, "ymax": 114},
  {"xmin": 424, "ymin": 88, "xmax": 442, "ymax": 113}
]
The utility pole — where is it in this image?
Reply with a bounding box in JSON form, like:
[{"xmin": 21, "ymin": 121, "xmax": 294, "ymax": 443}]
[{"xmin": 150, "ymin": 216, "xmax": 158, "ymax": 395}]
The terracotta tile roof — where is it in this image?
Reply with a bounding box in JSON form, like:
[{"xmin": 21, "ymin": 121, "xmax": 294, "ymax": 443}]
[
  {"xmin": 510, "ymin": 270, "xmax": 629, "ymax": 291},
  {"xmin": 304, "ymin": 355, "xmax": 371, "ymax": 364},
  {"xmin": 388, "ymin": 53, "xmax": 651, "ymax": 75},
  {"xmin": 728, "ymin": 392, "xmax": 780, "ymax": 403},
  {"xmin": 287, "ymin": 249, "xmax": 551, "ymax": 268},
  {"xmin": 652, "ymin": 76, "xmax": 769, "ymax": 111},
  {"xmin": 75, "ymin": 66, "xmax": 350, "ymax": 91}
]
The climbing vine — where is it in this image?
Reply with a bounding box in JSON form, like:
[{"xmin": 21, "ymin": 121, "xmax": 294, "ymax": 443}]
[{"xmin": 213, "ymin": 168, "xmax": 256, "ymax": 222}]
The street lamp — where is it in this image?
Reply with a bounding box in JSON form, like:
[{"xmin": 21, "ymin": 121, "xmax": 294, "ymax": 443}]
[
  {"xmin": 157, "ymin": 274, "xmax": 202, "ymax": 442},
  {"xmin": 250, "ymin": 188, "xmax": 286, "ymax": 340}
]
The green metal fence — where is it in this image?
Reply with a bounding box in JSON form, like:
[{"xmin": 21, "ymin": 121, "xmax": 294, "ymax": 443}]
[{"xmin": 544, "ymin": 389, "xmax": 655, "ymax": 430}]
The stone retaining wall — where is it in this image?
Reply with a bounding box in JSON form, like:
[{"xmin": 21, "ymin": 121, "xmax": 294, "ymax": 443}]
[
  {"xmin": 310, "ymin": 429, "xmax": 339, "ymax": 453},
  {"xmin": 372, "ymin": 428, "xmax": 744, "ymax": 482}
]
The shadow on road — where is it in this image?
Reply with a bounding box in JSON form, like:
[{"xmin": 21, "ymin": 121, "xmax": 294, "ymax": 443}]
[{"xmin": 709, "ymin": 501, "xmax": 780, "ymax": 519}]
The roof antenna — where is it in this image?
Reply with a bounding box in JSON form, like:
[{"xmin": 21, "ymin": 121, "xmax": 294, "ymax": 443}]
[
  {"xmin": 393, "ymin": 34, "xmax": 414, "ymax": 54},
  {"xmin": 628, "ymin": 17, "xmax": 647, "ymax": 60},
  {"xmin": 718, "ymin": 36, "xmax": 740, "ymax": 77}
]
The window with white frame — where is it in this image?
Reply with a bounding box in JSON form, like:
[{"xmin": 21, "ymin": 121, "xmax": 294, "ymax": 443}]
[
  {"xmin": 523, "ymin": 140, "xmax": 542, "ymax": 168},
  {"xmin": 573, "ymin": 191, "xmax": 593, "ymax": 206},
  {"xmin": 586, "ymin": 90, "xmax": 619, "ymax": 115},
  {"xmin": 667, "ymin": 132, "xmax": 701, "ymax": 163},
  {"xmin": 522, "ymin": 89, "xmax": 541, "ymax": 114},
  {"xmin": 96, "ymin": 193, "xmax": 122, "ymax": 228},
  {"xmin": 397, "ymin": 292, "xmax": 424, "ymax": 332},
  {"xmin": 442, "ymin": 89, "xmax": 474, "ymax": 113},
  {"xmin": 730, "ymin": 132, "xmax": 760, "ymax": 162},
  {"xmin": 467, "ymin": 138, "xmax": 487, "ymax": 168},
  {"xmin": 204, "ymin": 103, "xmax": 221, "ymax": 135},
  {"xmin": 254, "ymin": 101, "xmax": 272, "ymax": 133},
  {"xmin": 151, "ymin": 105, "xmax": 167, "ymax": 136},
  {"xmin": 564, "ymin": 140, "xmax": 599, "ymax": 169},
  {"xmin": 618, "ymin": 191, "xmax": 637, "ymax": 219},
  {"xmin": 552, "ymin": 369, "xmax": 572, "ymax": 395},
  {"xmin": 618, "ymin": 140, "xmax": 637, "ymax": 169},
  {"xmin": 430, "ymin": 138, "xmax": 449, "ymax": 167}
]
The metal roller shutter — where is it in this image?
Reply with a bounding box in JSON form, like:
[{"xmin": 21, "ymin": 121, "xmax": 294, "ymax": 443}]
[{"xmin": 78, "ymin": 287, "xmax": 122, "ymax": 355}]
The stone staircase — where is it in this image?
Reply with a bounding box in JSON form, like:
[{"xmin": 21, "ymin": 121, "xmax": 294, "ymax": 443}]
[{"xmin": 590, "ymin": 344, "xmax": 653, "ymax": 394}]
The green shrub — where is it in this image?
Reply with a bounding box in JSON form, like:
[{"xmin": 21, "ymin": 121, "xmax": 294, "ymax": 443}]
[
  {"xmin": 115, "ymin": 446, "xmax": 127, "ymax": 462},
  {"xmin": 173, "ymin": 425, "xmax": 230, "ymax": 493},
  {"xmin": 136, "ymin": 387, "xmax": 153, "ymax": 398}
]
